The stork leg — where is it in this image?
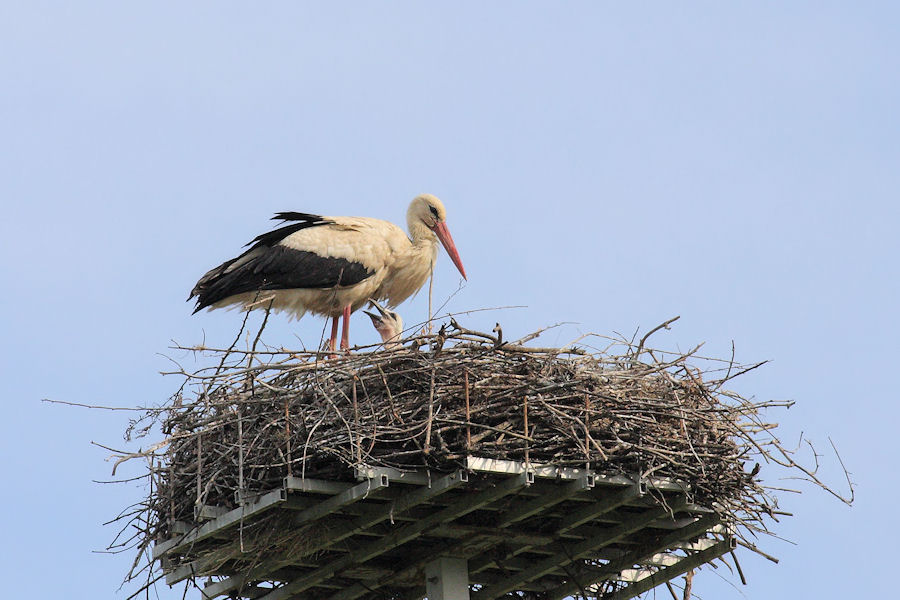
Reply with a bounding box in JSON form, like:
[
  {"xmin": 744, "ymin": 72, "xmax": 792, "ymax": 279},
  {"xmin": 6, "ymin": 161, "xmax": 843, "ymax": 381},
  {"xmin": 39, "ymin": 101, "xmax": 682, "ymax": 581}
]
[
  {"xmin": 340, "ymin": 305, "xmax": 352, "ymax": 350},
  {"xmin": 329, "ymin": 316, "xmax": 340, "ymax": 353}
]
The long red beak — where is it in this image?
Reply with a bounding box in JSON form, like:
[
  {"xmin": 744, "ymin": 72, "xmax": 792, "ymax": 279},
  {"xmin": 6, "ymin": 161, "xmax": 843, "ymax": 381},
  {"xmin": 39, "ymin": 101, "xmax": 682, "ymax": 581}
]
[{"xmin": 432, "ymin": 221, "xmax": 467, "ymax": 280}]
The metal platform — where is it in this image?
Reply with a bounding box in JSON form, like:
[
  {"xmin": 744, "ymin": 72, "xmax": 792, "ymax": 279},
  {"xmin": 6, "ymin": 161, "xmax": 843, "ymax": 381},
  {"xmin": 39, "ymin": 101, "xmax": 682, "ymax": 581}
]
[{"xmin": 155, "ymin": 457, "xmax": 734, "ymax": 600}]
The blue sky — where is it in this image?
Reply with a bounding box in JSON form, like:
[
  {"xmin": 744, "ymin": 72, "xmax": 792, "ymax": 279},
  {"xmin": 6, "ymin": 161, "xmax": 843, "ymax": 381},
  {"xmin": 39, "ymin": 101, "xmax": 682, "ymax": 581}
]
[{"xmin": 1, "ymin": 3, "xmax": 897, "ymax": 598}]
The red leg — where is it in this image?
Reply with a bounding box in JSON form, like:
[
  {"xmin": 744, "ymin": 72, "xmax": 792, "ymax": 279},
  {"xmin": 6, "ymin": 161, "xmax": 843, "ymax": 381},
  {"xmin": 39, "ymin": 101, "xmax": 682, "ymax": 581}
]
[
  {"xmin": 340, "ymin": 305, "xmax": 351, "ymax": 350},
  {"xmin": 329, "ymin": 316, "xmax": 340, "ymax": 352}
]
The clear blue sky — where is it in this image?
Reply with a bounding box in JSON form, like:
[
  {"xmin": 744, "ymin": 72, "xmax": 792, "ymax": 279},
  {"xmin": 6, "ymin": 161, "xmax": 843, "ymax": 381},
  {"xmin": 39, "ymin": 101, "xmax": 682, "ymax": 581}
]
[{"xmin": 1, "ymin": 3, "xmax": 896, "ymax": 598}]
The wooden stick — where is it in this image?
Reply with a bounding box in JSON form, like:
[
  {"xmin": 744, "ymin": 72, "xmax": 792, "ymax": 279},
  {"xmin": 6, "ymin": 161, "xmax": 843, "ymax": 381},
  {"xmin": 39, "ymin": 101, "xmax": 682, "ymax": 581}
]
[
  {"xmin": 284, "ymin": 395, "xmax": 292, "ymax": 478},
  {"xmin": 584, "ymin": 392, "xmax": 591, "ymax": 468},
  {"xmin": 424, "ymin": 367, "xmax": 435, "ymax": 454},
  {"xmin": 523, "ymin": 395, "xmax": 530, "ymax": 465},
  {"xmin": 464, "ymin": 370, "xmax": 471, "ymax": 451},
  {"xmin": 352, "ymin": 377, "xmax": 360, "ymax": 464},
  {"xmin": 682, "ymin": 568, "xmax": 694, "ymax": 600}
]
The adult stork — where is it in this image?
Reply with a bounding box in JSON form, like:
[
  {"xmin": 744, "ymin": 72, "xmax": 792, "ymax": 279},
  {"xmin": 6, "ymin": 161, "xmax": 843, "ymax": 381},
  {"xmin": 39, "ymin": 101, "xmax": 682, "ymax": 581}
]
[{"xmin": 189, "ymin": 194, "xmax": 466, "ymax": 351}]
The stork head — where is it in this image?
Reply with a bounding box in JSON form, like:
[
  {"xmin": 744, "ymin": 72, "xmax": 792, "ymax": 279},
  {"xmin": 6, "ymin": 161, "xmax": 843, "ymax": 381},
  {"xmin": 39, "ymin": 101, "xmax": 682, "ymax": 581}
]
[
  {"xmin": 407, "ymin": 194, "xmax": 467, "ymax": 280},
  {"xmin": 364, "ymin": 301, "xmax": 404, "ymax": 348}
]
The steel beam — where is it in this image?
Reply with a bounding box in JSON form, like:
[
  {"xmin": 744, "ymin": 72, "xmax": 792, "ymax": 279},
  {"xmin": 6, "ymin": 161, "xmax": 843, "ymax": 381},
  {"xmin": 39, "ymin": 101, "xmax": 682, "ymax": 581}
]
[
  {"xmin": 429, "ymin": 524, "xmax": 555, "ymax": 547},
  {"xmin": 332, "ymin": 475, "xmax": 632, "ymax": 600},
  {"xmin": 355, "ymin": 465, "xmax": 432, "ymax": 485},
  {"xmin": 466, "ymin": 456, "xmax": 591, "ymax": 481},
  {"xmin": 283, "ymin": 476, "xmax": 353, "ymax": 495},
  {"xmin": 472, "ymin": 495, "xmax": 688, "ymax": 600},
  {"xmin": 153, "ymin": 487, "xmax": 286, "ymax": 560},
  {"xmin": 201, "ymin": 470, "xmax": 469, "ymax": 599},
  {"xmin": 320, "ymin": 473, "xmax": 533, "ymax": 600},
  {"xmin": 292, "ymin": 474, "xmax": 389, "ymax": 526},
  {"xmin": 466, "ymin": 480, "xmax": 646, "ymax": 579},
  {"xmin": 466, "ymin": 456, "xmax": 688, "ymax": 493},
  {"xmin": 556, "ymin": 482, "xmax": 646, "ymax": 533},
  {"xmin": 617, "ymin": 536, "xmax": 719, "ymax": 579},
  {"xmin": 545, "ymin": 512, "xmax": 721, "ymax": 600},
  {"xmin": 194, "ymin": 504, "xmax": 230, "ymax": 521},
  {"xmin": 498, "ymin": 475, "xmax": 593, "ymax": 526},
  {"xmin": 603, "ymin": 538, "xmax": 735, "ymax": 600},
  {"xmin": 162, "ymin": 478, "xmax": 374, "ymax": 585}
]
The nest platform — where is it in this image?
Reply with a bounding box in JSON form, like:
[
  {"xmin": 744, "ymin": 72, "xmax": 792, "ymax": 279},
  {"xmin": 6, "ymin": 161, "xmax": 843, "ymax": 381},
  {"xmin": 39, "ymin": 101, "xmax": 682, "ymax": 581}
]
[{"xmin": 126, "ymin": 320, "xmax": 789, "ymax": 599}]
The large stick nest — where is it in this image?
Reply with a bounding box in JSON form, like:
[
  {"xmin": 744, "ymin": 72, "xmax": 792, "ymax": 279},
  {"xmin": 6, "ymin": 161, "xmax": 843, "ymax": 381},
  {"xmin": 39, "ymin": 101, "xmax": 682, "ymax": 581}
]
[
  {"xmin": 110, "ymin": 317, "xmax": 850, "ymax": 594},
  {"xmin": 151, "ymin": 319, "xmax": 779, "ymax": 534}
]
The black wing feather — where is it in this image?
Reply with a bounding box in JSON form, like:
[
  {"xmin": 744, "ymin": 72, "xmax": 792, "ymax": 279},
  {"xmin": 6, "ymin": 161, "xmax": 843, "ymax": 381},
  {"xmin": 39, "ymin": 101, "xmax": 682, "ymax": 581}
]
[
  {"xmin": 190, "ymin": 212, "xmax": 374, "ymax": 312},
  {"xmin": 245, "ymin": 213, "xmax": 332, "ymax": 248}
]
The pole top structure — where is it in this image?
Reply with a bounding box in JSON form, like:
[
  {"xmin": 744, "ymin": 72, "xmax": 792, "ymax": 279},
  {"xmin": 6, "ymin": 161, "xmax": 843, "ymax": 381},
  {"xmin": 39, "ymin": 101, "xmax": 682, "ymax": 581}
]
[
  {"xmin": 155, "ymin": 457, "xmax": 731, "ymax": 600},
  {"xmin": 124, "ymin": 322, "xmax": 813, "ymax": 600}
]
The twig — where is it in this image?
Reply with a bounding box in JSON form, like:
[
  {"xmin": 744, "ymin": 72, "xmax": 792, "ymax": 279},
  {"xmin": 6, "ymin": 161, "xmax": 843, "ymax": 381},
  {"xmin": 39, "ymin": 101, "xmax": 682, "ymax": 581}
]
[
  {"xmin": 683, "ymin": 568, "xmax": 694, "ymax": 600},
  {"xmin": 464, "ymin": 370, "xmax": 471, "ymax": 451},
  {"xmin": 636, "ymin": 315, "xmax": 681, "ymax": 358}
]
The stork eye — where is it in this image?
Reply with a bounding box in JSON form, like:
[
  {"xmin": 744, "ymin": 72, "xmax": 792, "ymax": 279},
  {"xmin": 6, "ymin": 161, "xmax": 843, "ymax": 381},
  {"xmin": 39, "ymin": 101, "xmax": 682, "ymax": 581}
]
[{"xmin": 428, "ymin": 205, "xmax": 440, "ymax": 219}]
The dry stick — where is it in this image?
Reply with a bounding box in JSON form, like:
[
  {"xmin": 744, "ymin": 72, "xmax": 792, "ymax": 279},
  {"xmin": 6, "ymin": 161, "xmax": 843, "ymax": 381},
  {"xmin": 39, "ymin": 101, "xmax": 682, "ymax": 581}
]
[
  {"xmin": 584, "ymin": 392, "xmax": 591, "ymax": 469},
  {"xmin": 424, "ymin": 367, "xmax": 435, "ymax": 454},
  {"xmin": 168, "ymin": 461, "xmax": 175, "ymax": 534},
  {"xmin": 683, "ymin": 568, "xmax": 694, "ymax": 600},
  {"xmin": 665, "ymin": 581, "xmax": 680, "ymax": 600},
  {"xmin": 41, "ymin": 398, "xmax": 147, "ymax": 411},
  {"xmin": 352, "ymin": 377, "xmax": 360, "ymax": 464},
  {"xmin": 464, "ymin": 370, "xmax": 471, "ymax": 451},
  {"xmin": 249, "ymin": 301, "xmax": 273, "ymax": 363},
  {"xmin": 523, "ymin": 395, "xmax": 530, "ymax": 465},
  {"xmin": 830, "ymin": 436, "xmax": 856, "ymax": 504},
  {"xmin": 284, "ymin": 397, "xmax": 292, "ymax": 478},
  {"xmin": 730, "ymin": 550, "xmax": 747, "ymax": 585},
  {"xmin": 195, "ymin": 434, "xmax": 202, "ymax": 511},
  {"xmin": 635, "ymin": 315, "xmax": 681, "ymax": 359},
  {"xmin": 237, "ymin": 405, "xmax": 245, "ymax": 552}
]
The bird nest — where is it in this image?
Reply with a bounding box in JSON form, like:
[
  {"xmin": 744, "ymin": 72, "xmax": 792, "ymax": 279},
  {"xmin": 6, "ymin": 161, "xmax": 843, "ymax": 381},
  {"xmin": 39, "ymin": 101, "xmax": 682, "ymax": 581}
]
[{"xmin": 109, "ymin": 317, "xmax": 850, "ymax": 596}]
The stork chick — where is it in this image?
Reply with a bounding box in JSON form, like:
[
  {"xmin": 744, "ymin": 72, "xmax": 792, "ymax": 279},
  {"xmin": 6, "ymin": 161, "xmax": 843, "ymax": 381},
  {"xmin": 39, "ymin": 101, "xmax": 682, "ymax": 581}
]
[{"xmin": 364, "ymin": 301, "xmax": 404, "ymax": 349}]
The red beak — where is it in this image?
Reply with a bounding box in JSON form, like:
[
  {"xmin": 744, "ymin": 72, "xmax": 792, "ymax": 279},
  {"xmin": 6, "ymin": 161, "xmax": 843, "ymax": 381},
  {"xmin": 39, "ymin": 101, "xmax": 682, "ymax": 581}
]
[{"xmin": 431, "ymin": 221, "xmax": 467, "ymax": 280}]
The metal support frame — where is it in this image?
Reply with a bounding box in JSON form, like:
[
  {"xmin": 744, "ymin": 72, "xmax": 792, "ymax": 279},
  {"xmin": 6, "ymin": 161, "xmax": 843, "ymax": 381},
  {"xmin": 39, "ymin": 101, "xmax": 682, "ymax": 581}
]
[
  {"xmin": 618, "ymin": 536, "xmax": 719, "ymax": 578},
  {"xmin": 154, "ymin": 487, "xmax": 286, "ymax": 560},
  {"xmin": 603, "ymin": 538, "xmax": 735, "ymax": 600},
  {"xmin": 499, "ymin": 475, "xmax": 594, "ymax": 525},
  {"xmin": 466, "ymin": 456, "xmax": 688, "ymax": 493},
  {"xmin": 283, "ymin": 476, "xmax": 354, "ymax": 495},
  {"xmin": 156, "ymin": 457, "xmax": 728, "ymax": 600},
  {"xmin": 329, "ymin": 474, "xmax": 630, "ymax": 600},
  {"xmin": 425, "ymin": 557, "xmax": 471, "ymax": 600},
  {"xmin": 355, "ymin": 465, "xmax": 433, "ymax": 485},
  {"xmin": 472, "ymin": 495, "xmax": 688, "ymax": 599},
  {"xmin": 291, "ymin": 474, "xmax": 389, "ymax": 525},
  {"xmin": 201, "ymin": 470, "xmax": 469, "ymax": 599},
  {"xmin": 323, "ymin": 473, "xmax": 533, "ymax": 600},
  {"xmin": 466, "ymin": 480, "xmax": 646, "ymax": 581},
  {"xmin": 545, "ymin": 512, "xmax": 722, "ymax": 600},
  {"xmin": 163, "ymin": 475, "xmax": 388, "ymax": 586},
  {"xmin": 261, "ymin": 472, "xmax": 531, "ymax": 600}
]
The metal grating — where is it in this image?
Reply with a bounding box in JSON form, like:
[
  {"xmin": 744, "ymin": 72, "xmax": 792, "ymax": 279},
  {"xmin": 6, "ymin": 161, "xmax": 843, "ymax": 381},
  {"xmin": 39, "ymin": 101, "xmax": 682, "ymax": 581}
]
[{"xmin": 155, "ymin": 457, "xmax": 732, "ymax": 600}]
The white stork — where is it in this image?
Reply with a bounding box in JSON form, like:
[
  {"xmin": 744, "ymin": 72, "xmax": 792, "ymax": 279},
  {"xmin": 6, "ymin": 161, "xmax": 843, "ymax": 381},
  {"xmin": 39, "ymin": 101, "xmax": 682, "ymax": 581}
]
[
  {"xmin": 189, "ymin": 194, "xmax": 466, "ymax": 351},
  {"xmin": 364, "ymin": 301, "xmax": 404, "ymax": 349}
]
